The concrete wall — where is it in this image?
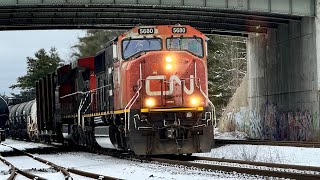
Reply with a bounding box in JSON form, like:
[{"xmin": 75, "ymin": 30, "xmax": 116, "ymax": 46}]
[
  {"xmin": 220, "ymin": 10, "xmax": 320, "ymax": 141},
  {"xmin": 219, "ymin": 75, "xmax": 249, "ymax": 133}
]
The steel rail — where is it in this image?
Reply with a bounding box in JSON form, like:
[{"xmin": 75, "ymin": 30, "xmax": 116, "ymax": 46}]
[
  {"xmin": 149, "ymin": 157, "xmax": 320, "ymax": 180},
  {"xmin": 1, "ymin": 143, "xmax": 71, "ymax": 179},
  {"xmin": 2, "ymin": 143, "xmax": 120, "ymax": 180},
  {"xmin": 0, "ymin": 156, "xmax": 17, "ymax": 180},
  {"xmin": 193, "ymin": 156, "xmax": 320, "ymax": 173},
  {"xmin": 7, "ymin": 169, "xmax": 16, "ymax": 180},
  {"xmin": 86, "ymin": 147, "xmax": 320, "ymax": 180},
  {"xmin": 215, "ymin": 139, "xmax": 320, "ymax": 148},
  {"xmin": 67, "ymin": 168, "xmax": 119, "ymax": 180},
  {"xmin": 0, "ymin": 155, "xmax": 46, "ymax": 180}
]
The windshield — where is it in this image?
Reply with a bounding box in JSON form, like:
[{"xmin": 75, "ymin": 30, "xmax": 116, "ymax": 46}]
[
  {"xmin": 166, "ymin": 37, "xmax": 203, "ymax": 57},
  {"xmin": 122, "ymin": 38, "xmax": 162, "ymax": 59}
]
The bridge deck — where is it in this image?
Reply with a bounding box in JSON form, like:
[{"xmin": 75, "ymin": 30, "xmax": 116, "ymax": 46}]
[{"xmin": 0, "ymin": 0, "xmax": 314, "ymax": 34}]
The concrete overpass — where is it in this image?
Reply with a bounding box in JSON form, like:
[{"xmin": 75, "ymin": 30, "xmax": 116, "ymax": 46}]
[
  {"xmin": 0, "ymin": 0, "xmax": 315, "ymax": 35},
  {"xmin": 1, "ymin": 0, "xmax": 320, "ymax": 141}
]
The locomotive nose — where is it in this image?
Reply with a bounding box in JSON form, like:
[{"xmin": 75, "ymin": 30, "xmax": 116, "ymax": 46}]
[{"xmin": 161, "ymin": 54, "xmax": 191, "ymax": 74}]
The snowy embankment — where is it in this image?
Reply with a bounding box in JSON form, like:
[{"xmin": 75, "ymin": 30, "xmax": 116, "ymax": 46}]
[
  {"xmin": 196, "ymin": 144, "xmax": 320, "ymax": 167},
  {"xmin": 194, "ymin": 128, "xmax": 320, "ymax": 167},
  {"xmin": 214, "ymin": 128, "xmax": 248, "ymax": 140}
]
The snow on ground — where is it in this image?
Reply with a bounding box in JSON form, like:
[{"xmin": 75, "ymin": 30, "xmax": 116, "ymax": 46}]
[
  {"xmin": 0, "ymin": 139, "xmax": 52, "ymax": 152},
  {"xmin": 196, "ymin": 144, "xmax": 320, "ymax": 167},
  {"xmin": 0, "ymin": 162, "xmax": 9, "ymax": 179},
  {"xmin": 214, "ymin": 128, "xmax": 248, "ymax": 140},
  {"xmin": 209, "ymin": 129, "xmax": 320, "ymax": 166},
  {"xmin": 37, "ymin": 152, "xmax": 248, "ymax": 180},
  {"xmin": 4, "ymin": 155, "xmax": 65, "ymax": 179}
]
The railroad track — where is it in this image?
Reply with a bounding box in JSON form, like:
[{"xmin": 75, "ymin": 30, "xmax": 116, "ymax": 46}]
[
  {"xmin": 0, "ymin": 153, "xmax": 46, "ymax": 180},
  {"xmin": 3, "ymin": 140, "xmax": 320, "ymax": 179},
  {"xmin": 215, "ymin": 139, "xmax": 320, "ymax": 148},
  {"xmin": 1, "ymin": 143, "xmax": 121, "ymax": 180},
  {"xmin": 89, "ymin": 147, "xmax": 320, "ymax": 179},
  {"xmin": 144, "ymin": 155, "xmax": 320, "ymax": 180}
]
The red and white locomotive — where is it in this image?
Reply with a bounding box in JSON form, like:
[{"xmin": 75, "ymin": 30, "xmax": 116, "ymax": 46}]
[{"xmin": 15, "ymin": 25, "xmax": 216, "ymax": 155}]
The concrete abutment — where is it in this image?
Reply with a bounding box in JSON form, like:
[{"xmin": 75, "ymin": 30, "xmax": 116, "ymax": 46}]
[{"xmin": 220, "ymin": 3, "xmax": 320, "ymax": 141}]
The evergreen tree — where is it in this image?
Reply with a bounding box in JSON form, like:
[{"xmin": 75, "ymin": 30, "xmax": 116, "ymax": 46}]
[
  {"xmin": 10, "ymin": 48, "xmax": 63, "ymax": 100},
  {"xmin": 207, "ymin": 35, "xmax": 247, "ymax": 116},
  {"xmin": 72, "ymin": 29, "xmax": 124, "ymax": 58}
]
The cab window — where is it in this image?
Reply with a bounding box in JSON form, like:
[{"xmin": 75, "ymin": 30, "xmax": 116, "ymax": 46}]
[
  {"xmin": 122, "ymin": 38, "xmax": 162, "ymax": 59},
  {"xmin": 166, "ymin": 37, "xmax": 203, "ymax": 57}
]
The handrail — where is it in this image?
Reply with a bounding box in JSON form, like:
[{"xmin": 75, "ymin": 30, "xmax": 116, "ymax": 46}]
[
  {"xmin": 124, "ymin": 62, "xmax": 143, "ymax": 135},
  {"xmin": 60, "ymin": 84, "xmax": 111, "ymax": 128},
  {"xmin": 194, "ymin": 61, "xmax": 217, "ymax": 127}
]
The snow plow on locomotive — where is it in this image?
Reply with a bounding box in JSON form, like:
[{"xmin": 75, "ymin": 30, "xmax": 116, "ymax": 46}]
[{"xmin": 9, "ymin": 25, "xmax": 216, "ymax": 155}]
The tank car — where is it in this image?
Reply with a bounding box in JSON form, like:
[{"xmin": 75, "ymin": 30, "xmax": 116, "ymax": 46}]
[
  {"xmin": 8, "ymin": 100, "xmax": 38, "ymax": 140},
  {"xmin": 34, "ymin": 25, "xmax": 215, "ymax": 155}
]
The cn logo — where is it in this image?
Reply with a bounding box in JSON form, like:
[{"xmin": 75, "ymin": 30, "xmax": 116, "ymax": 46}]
[{"xmin": 146, "ymin": 75, "xmax": 194, "ymax": 96}]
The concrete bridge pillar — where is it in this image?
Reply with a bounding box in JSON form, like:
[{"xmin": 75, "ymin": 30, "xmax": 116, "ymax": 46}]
[{"xmin": 247, "ymin": 11, "xmax": 320, "ymax": 140}]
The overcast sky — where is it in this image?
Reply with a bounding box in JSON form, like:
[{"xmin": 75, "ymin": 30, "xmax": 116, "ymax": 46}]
[{"xmin": 0, "ymin": 30, "xmax": 86, "ymax": 95}]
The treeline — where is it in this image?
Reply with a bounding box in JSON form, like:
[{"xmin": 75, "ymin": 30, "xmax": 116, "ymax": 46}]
[{"xmin": 6, "ymin": 30, "xmax": 246, "ymax": 117}]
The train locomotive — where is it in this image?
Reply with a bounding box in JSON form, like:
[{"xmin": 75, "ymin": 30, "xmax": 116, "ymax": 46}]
[{"xmin": 8, "ymin": 25, "xmax": 215, "ymax": 155}]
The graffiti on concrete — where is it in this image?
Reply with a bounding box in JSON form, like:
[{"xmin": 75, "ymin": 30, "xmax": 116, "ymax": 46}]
[
  {"xmin": 262, "ymin": 102, "xmax": 317, "ymax": 140},
  {"xmin": 249, "ymin": 111, "xmax": 263, "ymax": 139},
  {"xmin": 287, "ymin": 111, "xmax": 313, "ymax": 141},
  {"xmin": 263, "ymin": 103, "xmax": 279, "ymax": 140},
  {"xmin": 221, "ymin": 102, "xmax": 318, "ymax": 141},
  {"xmin": 224, "ymin": 107, "xmax": 250, "ymax": 133}
]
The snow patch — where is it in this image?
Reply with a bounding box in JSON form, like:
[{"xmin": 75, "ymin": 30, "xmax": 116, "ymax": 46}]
[{"xmin": 214, "ymin": 128, "xmax": 248, "ymax": 140}]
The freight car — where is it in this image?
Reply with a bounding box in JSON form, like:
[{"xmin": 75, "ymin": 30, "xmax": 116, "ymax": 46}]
[
  {"xmin": 0, "ymin": 96, "xmax": 8, "ymax": 141},
  {"xmin": 0, "ymin": 96, "xmax": 8, "ymax": 130},
  {"xmin": 10, "ymin": 25, "xmax": 216, "ymax": 155},
  {"xmin": 8, "ymin": 100, "xmax": 38, "ymax": 140}
]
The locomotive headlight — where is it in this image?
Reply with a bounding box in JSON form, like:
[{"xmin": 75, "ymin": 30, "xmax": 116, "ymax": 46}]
[
  {"xmin": 145, "ymin": 98, "xmax": 156, "ymax": 107},
  {"xmin": 190, "ymin": 97, "xmax": 200, "ymax": 107},
  {"xmin": 166, "ymin": 56, "xmax": 172, "ymax": 63},
  {"xmin": 165, "ymin": 56, "xmax": 173, "ymax": 70},
  {"xmin": 165, "ymin": 63, "xmax": 173, "ymax": 70}
]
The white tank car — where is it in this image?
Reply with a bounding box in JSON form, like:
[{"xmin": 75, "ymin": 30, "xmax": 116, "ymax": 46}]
[{"xmin": 27, "ymin": 100, "xmax": 38, "ymax": 140}]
